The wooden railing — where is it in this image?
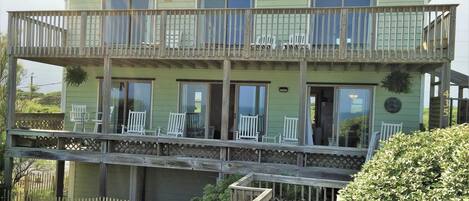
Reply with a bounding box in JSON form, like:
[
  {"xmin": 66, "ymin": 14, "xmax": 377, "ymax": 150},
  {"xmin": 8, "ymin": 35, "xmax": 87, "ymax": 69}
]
[
  {"xmin": 229, "ymin": 173, "xmax": 347, "ymax": 201},
  {"xmin": 8, "ymin": 5, "xmax": 456, "ymax": 62},
  {"xmin": 8, "ymin": 129, "xmax": 367, "ymax": 178},
  {"xmin": 15, "ymin": 113, "xmax": 64, "ymax": 130}
]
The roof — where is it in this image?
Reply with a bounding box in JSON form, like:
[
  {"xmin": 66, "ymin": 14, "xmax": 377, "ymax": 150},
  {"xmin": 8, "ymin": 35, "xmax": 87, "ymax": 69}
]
[{"xmin": 450, "ymin": 70, "xmax": 469, "ymax": 88}]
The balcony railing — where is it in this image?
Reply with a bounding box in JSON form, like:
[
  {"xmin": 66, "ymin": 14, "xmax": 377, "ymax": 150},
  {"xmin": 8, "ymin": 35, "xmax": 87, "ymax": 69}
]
[
  {"xmin": 229, "ymin": 173, "xmax": 347, "ymax": 201},
  {"xmin": 8, "ymin": 5, "xmax": 456, "ymax": 62},
  {"xmin": 8, "ymin": 129, "xmax": 367, "ymax": 178}
]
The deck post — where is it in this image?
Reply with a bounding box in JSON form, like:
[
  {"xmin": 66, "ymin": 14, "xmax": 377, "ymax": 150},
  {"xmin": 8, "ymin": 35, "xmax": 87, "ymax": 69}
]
[
  {"xmin": 4, "ymin": 52, "xmax": 17, "ymax": 189},
  {"xmin": 98, "ymin": 56, "xmax": 112, "ymax": 197},
  {"xmin": 220, "ymin": 59, "xmax": 231, "ymax": 178},
  {"xmin": 439, "ymin": 63, "xmax": 450, "ymax": 128},
  {"xmin": 55, "ymin": 161, "xmax": 65, "ymax": 197},
  {"xmin": 129, "ymin": 166, "xmax": 144, "ymax": 201},
  {"xmin": 298, "ymin": 61, "xmax": 307, "ymax": 146},
  {"xmin": 102, "ymin": 57, "xmax": 112, "ymax": 134},
  {"xmin": 221, "ymin": 59, "xmax": 231, "ymax": 140}
]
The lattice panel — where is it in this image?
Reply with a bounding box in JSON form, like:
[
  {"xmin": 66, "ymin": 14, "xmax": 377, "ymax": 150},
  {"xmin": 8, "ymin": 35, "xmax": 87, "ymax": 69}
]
[
  {"xmin": 111, "ymin": 140, "xmax": 158, "ymax": 155},
  {"xmin": 63, "ymin": 138, "xmax": 101, "ymax": 152},
  {"xmin": 260, "ymin": 150, "xmax": 297, "ymax": 165},
  {"xmin": 15, "ymin": 113, "xmax": 64, "ymax": 130},
  {"xmin": 305, "ymin": 153, "xmax": 365, "ymax": 170},
  {"xmin": 229, "ymin": 148, "xmax": 258, "ymax": 162},
  {"xmin": 34, "ymin": 136, "xmax": 58, "ymax": 149},
  {"xmin": 161, "ymin": 144, "xmax": 220, "ymax": 159}
]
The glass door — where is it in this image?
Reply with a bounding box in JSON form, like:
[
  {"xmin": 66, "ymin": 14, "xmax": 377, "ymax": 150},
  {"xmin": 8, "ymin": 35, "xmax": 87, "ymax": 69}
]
[
  {"xmin": 335, "ymin": 87, "xmax": 372, "ymax": 148},
  {"xmin": 179, "ymin": 83, "xmax": 209, "ymax": 138},
  {"xmin": 236, "ymin": 85, "xmax": 267, "ymax": 136},
  {"xmin": 104, "ymin": 0, "xmax": 151, "ymax": 45},
  {"xmin": 99, "ymin": 79, "xmax": 152, "ymax": 133}
]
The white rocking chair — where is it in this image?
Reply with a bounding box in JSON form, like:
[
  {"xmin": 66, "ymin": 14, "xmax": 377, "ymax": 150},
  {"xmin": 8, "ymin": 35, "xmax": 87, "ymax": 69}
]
[
  {"xmin": 158, "ymin": 112, "xmax": 186, "ymax": 137},
  {"xmin": 282, "ymin": 34, "xmax": 310, "ymax": 49},
  {"xmin": 250, "ymin": 35, "xmax": 277, "ymax": 49},
  {"xmin": 279, "ymin": 117, "xmax": 298, "ymax": 144},
  {"xmin": 234, "ymin": 115, "xmax": 259, "ymax": 141},
  {"xmin": 380, "ymin": 122, "xmax": 403, "ymax": 141},
  {"xmin": 70, "ymin": 104, "xmax": 89, "ymax": 132},
  {"xmin": 92, "ymin": 106, "xmax": 114, "ymax": 133},
  {"xmin": 121, "ymin": 110, "xmax": 147, "ymax": 135}
]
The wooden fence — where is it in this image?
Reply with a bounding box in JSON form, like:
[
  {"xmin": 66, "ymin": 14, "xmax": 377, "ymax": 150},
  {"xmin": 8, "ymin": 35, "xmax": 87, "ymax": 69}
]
[
  {"xmin": 229, "ymin": 173, "xmax": 348, "ymax": 201},
  {"xmin": 15, "ymin": 113, "xmax": 64, "ymax": 130}
]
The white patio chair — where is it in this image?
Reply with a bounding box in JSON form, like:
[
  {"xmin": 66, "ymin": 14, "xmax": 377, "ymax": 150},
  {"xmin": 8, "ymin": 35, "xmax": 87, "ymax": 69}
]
[
  {"xmin": 121, "ymin": 110, "xmax": 147, "ymax": 135},
  {"xmin": 279, "ymin": 116, "xmax": 299, "ymax": 144},
  {"xmin": 158, "ymin": 112, "xmax": 186, "ymax": 137},
  {"xmin": 70, "ymin": 104, "xmax": 89, "ymax": 132},
  {"xmin": 92, "ymin": 106, "xmax": 115, "ymax": 133},
  {"xmin": 366, "ymin": 131, "xmax": 381, "ymax": 161},
  {"xmin": 234, "ymin": 115, "xmax": 259, "ymax": 141},
  {"xmin": 166, "ymin": 30, "xmax": 182, "ymax": 48},
  {"xmin": 250, "ymin": 35, "xmax": 277, "ymax": 50},
  {"xmin": 185, "ymin": 112, "xmax": 204, "ymax": 138},
  {"xmin": 380, "ymin": 122, "xmax": 403, "ymax": 141},
  {"xmin": 282, "ymin": 34, "xmax": 310, "ymax": 49}
]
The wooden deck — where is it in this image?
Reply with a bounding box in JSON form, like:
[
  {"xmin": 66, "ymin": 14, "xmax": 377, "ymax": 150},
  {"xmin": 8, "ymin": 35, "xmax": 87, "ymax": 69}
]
[
  {"xmin": 7, "ymin": 5, "xmax": 456, "ymax": 63},
  {"xmin": 8, "ymin": 129, "xmax": 366, "ymax": 181}
]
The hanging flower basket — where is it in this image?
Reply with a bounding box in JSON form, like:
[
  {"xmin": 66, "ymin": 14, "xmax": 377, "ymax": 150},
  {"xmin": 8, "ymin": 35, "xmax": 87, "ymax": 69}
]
[
  {"xmin": 381, "ymin": 71, "xmax": 412, "ymax": 94},
  {"xmin": 65, "ymin": 65, "xmax": 87, "ymax": 87}
]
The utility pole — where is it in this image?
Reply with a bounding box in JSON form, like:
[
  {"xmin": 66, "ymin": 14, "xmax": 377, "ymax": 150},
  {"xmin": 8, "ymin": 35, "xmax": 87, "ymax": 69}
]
[{"xmin": 29, "ymin": 73, "xmax": 34, "ymax": 100}]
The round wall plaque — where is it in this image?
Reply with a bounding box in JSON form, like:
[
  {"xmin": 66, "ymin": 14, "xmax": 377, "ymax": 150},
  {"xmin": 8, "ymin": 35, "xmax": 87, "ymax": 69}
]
[{"xmin": 384, "ymin": 97, "xmax": 402, "ymax": 113}]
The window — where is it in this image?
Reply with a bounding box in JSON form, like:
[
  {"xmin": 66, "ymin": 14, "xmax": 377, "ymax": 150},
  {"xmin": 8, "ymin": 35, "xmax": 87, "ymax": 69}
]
[
  {"xmin": 98, "ymin": 79, "xmax": 152, "ymax": 133},
  {"xmin": 335, "ymin": 87, "xmax": 372, "ymax": 148},
  {"xmin": 104, "ymin": 0, "xmax": 151, "ymax": 45},
  {"xmin": 179, "ymin": 83, "xmax": 209, "ymax": 138},
  {"xmin": 311, "ymin": 0, "xmax": 372, "ymax": 46},
  {"xmin": 236, "ymin": 85, "xmax": 267, "ymax": 135}
]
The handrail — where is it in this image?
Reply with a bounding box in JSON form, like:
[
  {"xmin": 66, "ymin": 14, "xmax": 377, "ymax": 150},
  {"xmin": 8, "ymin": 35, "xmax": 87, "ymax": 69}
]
[
  {"xmin": 7, "ymin": 4, "xmax": 459, "ymax": 13},
  {"xmin": 9, "ymin": 129, "xmax": 367, "ymax": 156},
  {"xmin": 229, "ymin": 172, "xmax": 348, "ymax": 201},
  {"xmin": 7, "ymin": 4, "xmax": 457, "ymax": 62}
]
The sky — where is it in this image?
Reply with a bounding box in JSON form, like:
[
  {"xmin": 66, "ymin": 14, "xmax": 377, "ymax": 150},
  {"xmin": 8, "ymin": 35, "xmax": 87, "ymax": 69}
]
[
  {"xmin": 0, "ymin": 0, "xmax": 65, "ymax": 93},
  {"xmin": 0, "ymin": 0, "xmax": 467, "ymax": 100}
]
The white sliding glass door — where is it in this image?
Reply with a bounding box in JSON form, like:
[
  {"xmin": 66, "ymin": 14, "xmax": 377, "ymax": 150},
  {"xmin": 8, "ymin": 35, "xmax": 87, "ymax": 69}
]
[{"xmin": 335, "ymin": 87, "xmax": 372, "ymax": 148}]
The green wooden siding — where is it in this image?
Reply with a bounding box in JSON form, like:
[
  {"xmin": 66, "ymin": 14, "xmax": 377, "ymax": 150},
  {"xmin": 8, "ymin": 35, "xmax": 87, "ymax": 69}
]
[
  {"xmin": 65, "ymin": 65, "xmax": 422, "ymax": 135},
  {"xmin": 68, "ymin": 162, "xmax": 216, "ymax": 200}
]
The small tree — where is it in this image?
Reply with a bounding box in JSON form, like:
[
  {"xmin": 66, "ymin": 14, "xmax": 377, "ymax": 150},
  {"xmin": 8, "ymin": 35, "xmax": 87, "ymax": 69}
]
[
  {"xmin": 339, "ymin": 124, "xmax": 469, "ymax": 200},
  {"xmin": 191, "ymin": 175, "xmax": 241, "ymax": 201}
]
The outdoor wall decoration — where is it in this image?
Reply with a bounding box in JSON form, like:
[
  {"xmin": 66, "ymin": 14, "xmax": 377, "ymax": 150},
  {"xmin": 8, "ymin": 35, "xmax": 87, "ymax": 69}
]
[
  {"xmin": 384, "ymin": 97, "xmax": 402, "ymax": 113},
  {"xmin": 65, "ymin": 65, "xmax": 87, "ymax": 87},
  {"xmin": 381, "ymin": 71, "xmax": 412, "ymax": 93}
]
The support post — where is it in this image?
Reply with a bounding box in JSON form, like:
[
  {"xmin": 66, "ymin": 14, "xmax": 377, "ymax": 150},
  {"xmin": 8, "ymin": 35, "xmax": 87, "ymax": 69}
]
[
  {"xmin": 102, "ymin": 57, "xmax": 112, "ymax": 134},
  {"xmin": 129, "ymin": 166, "xmax": 144, "ymax": 201},
  {"xmin": 4, "ymin": 53, "xmax": 17, "ymax": 189},
  {"xmin": 221, "ymin": 60, "xmax": 231, "ymax": 140},
  {"xmin": 457, "ymin": 86, "xmax": 464, "ymax": 124},
  {"xmin": 297, "ymin": 61, "xmax": 307, "ymax": 168},
  {"xmin": 55, "ymin": 161, "xmax": 65, "ymax": 197},
  {"xmin": 298, "ymin": 61, "xmax": 307, "ymax": 146},
  {"xmin": 219, "ymin": 60, "xmax": 231, "ymax": 179},
  {"xmin": 98, "ymin": 56, "xmax": 112, "ymax": 197},
  {"xmin": 439, "ymin": 63, "xmax": 451, "ymax": 128}
]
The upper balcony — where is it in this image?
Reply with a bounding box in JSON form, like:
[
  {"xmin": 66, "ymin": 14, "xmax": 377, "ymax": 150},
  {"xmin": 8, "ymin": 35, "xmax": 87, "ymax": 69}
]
[{"xmin": 7, "ymin": 4, "xmax": 456, "ymax": 64}]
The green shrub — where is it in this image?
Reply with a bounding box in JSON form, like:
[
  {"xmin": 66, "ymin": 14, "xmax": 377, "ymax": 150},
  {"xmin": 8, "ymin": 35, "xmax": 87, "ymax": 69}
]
[
  {"xmin": 339, "ymin": 124, "xmax": 469, "ymax": 200},
  {"xmin": 191, "ymin": 175, "xmax": 241, "ymax": 201}
]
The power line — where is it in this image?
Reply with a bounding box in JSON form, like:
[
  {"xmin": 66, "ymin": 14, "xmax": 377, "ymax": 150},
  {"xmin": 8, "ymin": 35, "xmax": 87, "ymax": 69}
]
[{"xmin": 17, "ymin": 82, "xmax": 62, "ymax": 89}]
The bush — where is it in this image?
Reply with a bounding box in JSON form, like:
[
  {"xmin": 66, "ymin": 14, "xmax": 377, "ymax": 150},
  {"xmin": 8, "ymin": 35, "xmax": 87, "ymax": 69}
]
[
  {"xmin": 191, "ymin": 175, "xmax": 241, "ymax": 201},
  {"xmin": 339, "ymin": 124, "xmax": 469, "ymax": 200}
]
